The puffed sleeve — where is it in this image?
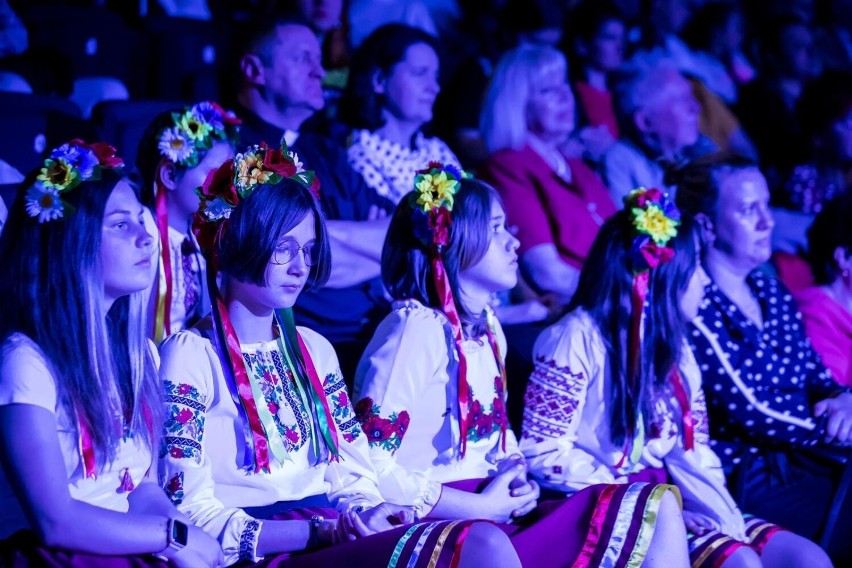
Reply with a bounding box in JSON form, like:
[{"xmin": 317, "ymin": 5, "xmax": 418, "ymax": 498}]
[
  {"xmin": 158, "ymin": 330, "xmax": 262, "ymax": 566},
  {"xmin": 352, "ymin": 305, "xmax": 449, "ymax": 517},
  {"xmin": 520, "ymin": 315, "xmax": 617, "ymax": 491},
  {"xmin": 296, "ymin": 327, "xmax": 384, "ymax": 512},
  {"xmin": 663, "ymin": 349, "xmax": 746, "ymax": 539}
]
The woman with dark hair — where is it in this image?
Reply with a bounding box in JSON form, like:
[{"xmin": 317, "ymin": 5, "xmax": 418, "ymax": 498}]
[
  {"xmin": 0, "ymin": 140, "xmax": 223, "ymax": 566},
  {"xmin": 354, "ymin": 165, "xmax": 689, "ymax": 567},
  {"xmin": 523, "ymin": 187, "xmax": 829, "ymax": 566},
  {"xmin": 563, "ymin": 1, "xmax": 625, "ymax": 142},
  {"xmin": 157, "ymin": 145, "xmax": 516, "ymax": 566},
  {"xmin": 796, "ymin": 194, "xmax": 852, "ymax": 386},
  {"xmin": 136, "ymin": 101, "xmax": 240, "ymax": 341},
  {"xmin": 342, "ymin": 23, "xmax": 460, "ymax": 204},
  {"xmin": 674, "ymin": 152, "xmax": 852, "ymax": 563}
]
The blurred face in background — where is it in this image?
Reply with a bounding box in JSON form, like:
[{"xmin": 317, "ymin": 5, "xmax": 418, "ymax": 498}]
[
  {"xmin": 636, "ymin": 70, "xmax": 700, "ymax": 157},
  {"xmin": 377, "ymin": 42, "xmax": 441, "ymax": 128},
  {"xmin": 584, "ymin": 18, "xmax": 625, "ymax": 72},
  {"xmin": 298, "ymin": 0, "xmax": 343, "ymax": 33},
  {"xmin": 526, "ymin": 64, "xmax": 575, "ymax": 143}
]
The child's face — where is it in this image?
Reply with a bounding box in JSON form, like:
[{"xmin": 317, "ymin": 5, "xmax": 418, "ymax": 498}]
[{"xmin": 458, "ymin": 200, "xmax": 520, "ymax": 300}]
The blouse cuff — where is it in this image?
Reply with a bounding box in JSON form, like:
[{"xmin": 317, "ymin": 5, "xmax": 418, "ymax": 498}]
[
  {"xmin": 412, "ymin": 480, "xmax": 443, "ymax": 519},
  {"xmin": 238, "ymin": 519, "xmax": 263, "ymax": 564}
]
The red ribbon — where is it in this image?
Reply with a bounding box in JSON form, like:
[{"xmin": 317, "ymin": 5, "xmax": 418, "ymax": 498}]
[
  {"xmin": 670, "ymin": 369, "xmax": 694, "ymax": 451},
  {"xmin": 154, "ymin": 182, "xmax": 173, "ymax": 339},
  {"xmin": 215, "ymin": 289, "xmax": 271, "ymax": 473},
  {"xmin": 79, "ymin": 419, "xmax": 96, "ymax": 479},
  {"xmin": 431, "ymin": 254, "xmax": 470, "ymax": 457}
]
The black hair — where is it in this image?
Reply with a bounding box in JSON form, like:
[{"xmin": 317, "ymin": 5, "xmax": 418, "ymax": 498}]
[{"xmin": 807, "ymin": 193, "xmax": 852, "ymax": 285}]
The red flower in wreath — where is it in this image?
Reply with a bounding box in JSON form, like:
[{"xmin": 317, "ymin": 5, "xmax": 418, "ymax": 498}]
[
  {"xmin": 429, "ymin": 207, "xmax": 452, "ymax": 247},
  {"xmin": 264, "ymin": 145, "xmax": 298, "ymax": 177}
]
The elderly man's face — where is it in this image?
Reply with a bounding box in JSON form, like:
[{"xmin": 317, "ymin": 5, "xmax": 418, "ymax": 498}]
[
  {"xmin": 262, "ymin": 24, "xmax": 326, "ymax": 114},
  {"xmin": 639, "ymin": 72, "xmax": 699, "ymax": 155}
]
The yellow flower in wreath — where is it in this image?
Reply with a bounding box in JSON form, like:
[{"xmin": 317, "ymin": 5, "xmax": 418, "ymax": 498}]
[
  {"xmin": 37, "ymin": 158, "xmax": 79, "ymax": 191},
  {"xmin": 632, "ymin": 204, "xmax": 678, "ymax": 245}
]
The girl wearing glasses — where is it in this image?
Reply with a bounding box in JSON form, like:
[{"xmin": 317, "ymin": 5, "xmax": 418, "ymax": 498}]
[{"xmin": 156, "ymin": 144, "xmax": 520, "ymax": 566}]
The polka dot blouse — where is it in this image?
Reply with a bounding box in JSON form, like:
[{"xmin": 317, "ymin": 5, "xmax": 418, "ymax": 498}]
[{"xmin": 688, "ymin": 271, "xmax": 848, "ymax": 468}]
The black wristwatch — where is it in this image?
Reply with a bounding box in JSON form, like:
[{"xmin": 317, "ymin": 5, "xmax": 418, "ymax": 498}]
[{"xmin": 154, "ymin": 518, "xmax": 189, "ymax": 560}]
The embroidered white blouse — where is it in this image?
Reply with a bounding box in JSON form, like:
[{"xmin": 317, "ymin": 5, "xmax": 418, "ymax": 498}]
[
  {"xmin": 520, "ymin": 310, "xmax": 747, "ymax": 539},
  {"xmin": 164, "ymin": 226, "xmax": 206, "ymax": 335},
  {"xmin": 158, "ymin": 323, "xmax": 383, "ymax": 565},
  {"xmin": 0, "ymin": 334, "xmax": 156, "ymax": 539},
  {"xmin": 347, "ymin": 129, "xmax": 461, "ymax": 204},
  {"xmin": 352, "ymin": 300, "xmax": 519, "ymax": 517}
]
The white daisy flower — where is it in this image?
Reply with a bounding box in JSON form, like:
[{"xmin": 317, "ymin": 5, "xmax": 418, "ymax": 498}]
[
  {"xmin": 158, "ymin": 127, "xmax": 194, "ymax": 164},
  {"xmin": 25, "ymin": 182, "xmax": 64, "ymax": 223}
]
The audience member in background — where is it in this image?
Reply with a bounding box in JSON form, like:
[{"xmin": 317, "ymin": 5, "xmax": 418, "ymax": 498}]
[
  {"xmin": 773, "ymin": 72, "xmax": 852, "ymax": 290},
  {"xmin": 681, "ymin": 1, "xmax": 755, "ymax": 105},
  {"xmin": 737, "ymin": 15, "xmax": 817, "ymax": 184},
  {"xmin": 522, "ymin": 189, "xmax": 829, "ymax": 568},
  {"xmin": 796, "ymin": 194, "xmax": 852, "ymax": 387},
  {"xmin": 629, "ymin": 0, "xmax": 696, "ymax": 72},
  {"xmin": 561, "ymin": 1, "xmax": 625, "ymax": 164},
  {"xmin": 814, "ymin": 0, "xmax": 852, "ymax": 73},
  {"xmin": 158, "ymin": 147, "xmax": 518, "ymax": 567},
  {"xmin": 0, "ymin": 140, "xmax": 223, "ymax": 567},
  {"xmin": 235, "ymin": 16, "xmax": 393, "ymax": 383},
  {"xmin": 436, "ymin": 0, "xmax": 565, "ymax": 169},
  {"xmin": 347, "ymin": 0, "xmax": 436, "ymax": 49},
  {"xmin": 480, "ymin": 45, "xmax": 616, "ymax": 305},
  {"xmin": 674, "ymin": 152, "xmax": 852, "ymax": 563},
  {"xmin": 604, "ymin": 64, "xmax": 705, "ymax": 205},
  {"xmin": 136, "ymin": 102, "xmax": 240, "ymax": 341},
  {"xmin": 0, "ymin": 0, "xmax": 26, "ymax": 57},
  {"xmin": 342, "ymin": 23, "xmax": 460, "ymax": 205},
  {"xmin": 354, "ymin": 168, "xmax": 690, "ymax": 568}
]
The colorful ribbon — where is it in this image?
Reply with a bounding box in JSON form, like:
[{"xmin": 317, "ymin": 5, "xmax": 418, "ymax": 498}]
[
  {"xmin": 153, "ymin": 183, "xmax": 173, "ymax": 342},
  {"xmin": 431, "ymin": 254, "xmax": 470, "ymax": 457}
]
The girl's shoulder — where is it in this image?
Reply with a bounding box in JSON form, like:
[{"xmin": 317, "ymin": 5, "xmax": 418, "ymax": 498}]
[
  {"xmin": 535, "ymin": 309, "xmax": 605, "ymax": 357},
  {"xmin": 0, "ymin": 333, "xmax": 57, "ymax": 409}
]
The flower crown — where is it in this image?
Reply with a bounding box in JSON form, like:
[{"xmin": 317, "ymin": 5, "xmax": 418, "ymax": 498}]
[
  {"xmin": 192, "ymin": 141, "xmax": 319, "ymax": 254},
  {"xmin": 625, "ymin": 187, "xmax": 681, "ymax": 271},
  {"xmin": 409, "ymin": 161, "xmax": 468, "ymax": 248},
  {"xmin": 157, "ymin": 101, "xmax": 241, "ymax": 168},
  {"xmin": 24, "ymin": 139, "xmax": 124, "ymax": 223}
]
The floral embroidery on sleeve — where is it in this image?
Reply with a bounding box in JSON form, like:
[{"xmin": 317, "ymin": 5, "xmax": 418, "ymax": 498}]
[
  {"xmin": 323, "ymin": 370, "xmax": 362, "ymax": 443},
  {"xmin": 161, "ymin": 380, "xmax": 206, "ymax": 462},
  {"xmin": 355, "ymin": 397, "xmax": 410, "ymax": 452},
  {"xmin": 692, "ymin": 388, "xmax": 711, "ymax": 445},
  {"xmin": 522, "ymin": 356, "xmax": 587, "ymax": 443},
  {"xmin": 163, "ymin": 471, "xmax": 185, "ymax": 505}
]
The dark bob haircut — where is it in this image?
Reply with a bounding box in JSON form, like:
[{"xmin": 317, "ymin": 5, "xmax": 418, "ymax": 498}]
[{"xmin": 217, "ymin": 177, "xmax": 331, "ymax": 290}]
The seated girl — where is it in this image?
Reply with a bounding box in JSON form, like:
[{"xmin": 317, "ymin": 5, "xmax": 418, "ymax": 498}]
[
  {"xmin": 354, "ymin": 164, "xmax": 689, "ymax": 567},
  {"xmin": 521, "ymin": 188, "xmax": 830, "ymax": 567},
  {"xmin": 0, "ymin": 140, "xmax": 222, "ymax": 566},
  {"xmin": 157, "ymin": 144, "xmax": 518, "ymax": 566}
]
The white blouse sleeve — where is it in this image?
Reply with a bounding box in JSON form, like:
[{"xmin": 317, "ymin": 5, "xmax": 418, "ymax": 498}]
[
  {"xmin": 296, "ymin": 327, "xmax": 384, "ymax": 512},
  {"xmin": 352, "ymin": 306, "xmax": 448, "ymax": 517},
  {"xmin": 664, "ymin": 350, "xmax": 746, "ymax": 539},
  {"xmin": 0, "ymin": 334, "xmax": 57, "ymax": 411},
  {"xmin": 520, "ymin": 316, "xmax": 617, "ymax": 489},
  {"xmin": 158, "ymin": 331, "xmax": 261, "ymax": 566}
]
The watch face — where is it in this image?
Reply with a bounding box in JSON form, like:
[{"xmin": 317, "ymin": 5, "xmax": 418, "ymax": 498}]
[{"xmin": 172, "ymin": 520, "xmax": 189, "ymax": 547}]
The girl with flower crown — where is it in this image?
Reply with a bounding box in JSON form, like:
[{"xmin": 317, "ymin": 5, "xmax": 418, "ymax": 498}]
[
  {"xmin": 136, "ymin": 101, "xmax": 240, "ymax": 342},
  {"xmin": 0, "ymin": 140, "xmax": 224, "ymax": 567},
  {"xmin": 521, "ymin": 188, "xmax": 830, "ymax": 567},
  {"xmin": 157, "ymin": 144, "xmax": 519, "ymax": 566},
  {"xmin": 353, "ymin": 165, "xmax": 690, "ymax": 567}
]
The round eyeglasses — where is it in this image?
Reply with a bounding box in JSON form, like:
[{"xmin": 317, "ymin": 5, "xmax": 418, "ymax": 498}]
[{"xmin": 271, "ymin": 240, "xmax": 317, "ymax": 266}]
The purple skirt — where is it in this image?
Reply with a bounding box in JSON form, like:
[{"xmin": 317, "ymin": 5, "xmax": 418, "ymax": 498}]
[
  {"xmin": 0, "ymin": 531, "xmax": 170, "ymax": 567},
  {"xmin": 442, "ymin": 474, "xmax": 676, "ymax": 568}
]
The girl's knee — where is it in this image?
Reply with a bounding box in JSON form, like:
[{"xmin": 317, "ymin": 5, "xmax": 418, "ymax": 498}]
[
  {"xmin": 722, "ymin": 545, "xmax": 762, "ymax": 568},
  {"xmin": 658, "ymin": 489, "xmax": 685, "ymax": 523},
  {"xmin": 462, "ymin": 522, "xmax": 518, "ymax": 566},
  {"xmin": 762, "ymin": 532, "xmax": 832, "ymax": 568}
]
